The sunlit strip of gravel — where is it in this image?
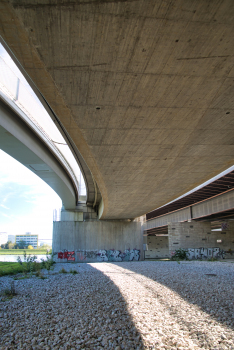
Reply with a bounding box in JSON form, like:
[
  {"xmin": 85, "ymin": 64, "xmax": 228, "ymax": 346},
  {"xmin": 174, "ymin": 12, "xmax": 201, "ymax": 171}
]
[{"xmin": 96, "ymin": 261, "xmax": 234, "ymax": 350}]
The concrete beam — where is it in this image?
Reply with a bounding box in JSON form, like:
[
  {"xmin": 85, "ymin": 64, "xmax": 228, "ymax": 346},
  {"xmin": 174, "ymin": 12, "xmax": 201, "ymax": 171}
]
[
  {"xmin": 0, "ymin": 96, "xmax": 77, "ymax": 209},
  {"xmin": 146, "ymin": 189, "xmax": 234, "ymax": 230}
]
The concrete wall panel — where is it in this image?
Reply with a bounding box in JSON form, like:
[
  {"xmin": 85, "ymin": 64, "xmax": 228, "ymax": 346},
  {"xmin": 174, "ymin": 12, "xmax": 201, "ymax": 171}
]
[{"xmin": 53, "ymin": 220, "xmax": 143, "ymax": 262}]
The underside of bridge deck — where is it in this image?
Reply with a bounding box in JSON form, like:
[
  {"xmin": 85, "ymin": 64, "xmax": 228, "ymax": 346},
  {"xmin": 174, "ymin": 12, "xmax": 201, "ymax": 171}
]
[{"xmin": 1, "ymin": 0, "xmax": 234, "ymax": 219}]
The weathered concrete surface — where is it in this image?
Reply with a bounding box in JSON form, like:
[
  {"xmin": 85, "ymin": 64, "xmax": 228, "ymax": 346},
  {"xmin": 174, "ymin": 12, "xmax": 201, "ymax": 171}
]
[
  {"xmin": 53, "ymin": 220, "xmax": 143, "ymax": 261},
  {"xmin": 1, "ymin": 1, "xmax": 234, "ymax": 219}
]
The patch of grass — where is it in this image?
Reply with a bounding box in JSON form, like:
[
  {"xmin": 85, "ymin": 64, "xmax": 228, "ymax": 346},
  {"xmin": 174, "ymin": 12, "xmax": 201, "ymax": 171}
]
[
  {"xmin": 69, "ymin": 269, "xmax": 78, "ymax": 274},
  {"xmin": 0, "ymin": 262, "xmax": 25, "ymax": 276},
  {"xmin": 13, "ymin": 275, "xmax": 30, "ymax": 280},
  {"xmin": 59, "ymin": 268, "xmax": 68, "ymax": 274},
  {"xmin": 0, "ymin": 252, "xmax": 55, "ymax": 277}
]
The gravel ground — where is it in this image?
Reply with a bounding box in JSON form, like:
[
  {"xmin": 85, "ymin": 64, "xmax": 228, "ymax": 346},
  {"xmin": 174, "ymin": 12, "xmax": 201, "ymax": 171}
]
[{"xmin": 0, "ymin": 261, "xmax": 234, "ymax": 350}]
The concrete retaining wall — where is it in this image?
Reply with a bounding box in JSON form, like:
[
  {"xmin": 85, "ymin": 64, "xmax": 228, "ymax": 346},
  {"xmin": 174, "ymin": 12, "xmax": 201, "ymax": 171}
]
[{"xmin": 53, "ymin": 220, "xmax": 143, "ymax": 262}]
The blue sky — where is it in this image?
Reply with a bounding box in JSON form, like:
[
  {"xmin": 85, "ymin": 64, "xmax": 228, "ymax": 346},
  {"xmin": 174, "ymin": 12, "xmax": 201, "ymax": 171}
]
[{"xmin": 0, "ymin": 149, "xmax": 61, "ymax": 240}]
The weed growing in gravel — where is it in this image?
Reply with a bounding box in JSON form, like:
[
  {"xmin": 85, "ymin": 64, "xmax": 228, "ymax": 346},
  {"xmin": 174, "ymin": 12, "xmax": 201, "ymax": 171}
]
[
  {"xmin": 59, "ymin": 268, "xmax": 68, "ymax": 273},
  {"xmin": 2, "ymin": 281, "xmax": 17, "ymax": 300},
  {"xmin": 69, "ymin": 269, "xmax": 78, "ymax": 274},
  {"xmin": 40, "ymin": 252, "xmax": 55, "ymax": 272},
  {"xmin": 39, "ymin": 274, "xmax": 47, "ymax": 280},
  {"xmin": 17, "ymin": 252, "xmax": 38, "ymax": 276},
  {"xmin": 34, "ymin": 270, "xmax": 47, "ymax": 279},
  {"xmin": 13, "ymin": 275, "xmax": 30, "ymax": 280},
  {"xmin": 207, "ymin": 257, "xmax": 218, "ymax": 262},
  {"xmin": 16, "ymin": 251, "xmax": 55, "ymax": 278},
  {"xmin": 171, "ymin": 248, "xmax": 188, "ymax": 262}
]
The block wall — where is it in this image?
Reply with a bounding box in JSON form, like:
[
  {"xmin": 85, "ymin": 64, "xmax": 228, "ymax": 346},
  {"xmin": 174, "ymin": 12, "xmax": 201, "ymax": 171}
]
[
  {"xmin": 145, "ymin": 236, "xmax": 169, "ymax": 259},
  {"xmin": 168, "ymin": 220, "xmax": 234, "ymax": 258}
]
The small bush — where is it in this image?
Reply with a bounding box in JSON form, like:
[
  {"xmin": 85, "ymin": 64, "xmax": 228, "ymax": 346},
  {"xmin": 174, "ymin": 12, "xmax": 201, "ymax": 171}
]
[
  {"xmin": 2, "ymin": 281, "xmax": 17, "ymax": 300},
  {"xmin": 70, "ymin": 269, "xmax": 78, "ymax": 275},
  {"xmin": 171, "ymin": 248, "xmax": 188, "ymax": 261},
  {"xmin": 35, "ymin": 270, "xmax": 41, "ymax": 277},
  {"xmin": 39, "ymin": 274, "xmax": 47, "ymax": 280},
  {"xmin": 40, "ymin": 253, "xmax": 55, "ymax": 272},
  {"xmin": 59, "ymin": 268, "xmax": 67, "ymax": 274}
]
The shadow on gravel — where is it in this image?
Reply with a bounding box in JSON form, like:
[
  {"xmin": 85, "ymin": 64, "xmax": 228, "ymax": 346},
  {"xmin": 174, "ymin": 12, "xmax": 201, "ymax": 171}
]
[
  {"xmin": 112, "ymin": 261, "xmax": 234, "ymax": 331},
  {"xmin": 0, "ymin": 264, "xmax": 144, "ymax": 349}
]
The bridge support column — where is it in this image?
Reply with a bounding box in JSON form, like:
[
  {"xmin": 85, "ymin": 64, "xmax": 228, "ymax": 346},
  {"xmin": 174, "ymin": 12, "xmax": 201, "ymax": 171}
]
[{"xmin": 53, "ymin": 212, "xmax": 144, "ymax": 262}]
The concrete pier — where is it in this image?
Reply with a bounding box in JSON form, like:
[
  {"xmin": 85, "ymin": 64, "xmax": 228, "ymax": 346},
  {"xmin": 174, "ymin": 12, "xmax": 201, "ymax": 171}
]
[{"xmin": 53, "ymin": 217, "xmax": 144, "ymax": 262}]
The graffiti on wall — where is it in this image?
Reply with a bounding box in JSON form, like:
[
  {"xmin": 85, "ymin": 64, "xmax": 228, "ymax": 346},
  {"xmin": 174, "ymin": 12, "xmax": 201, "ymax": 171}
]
[
  {"xmin": 57, "ymin": 249, "xmax": 140, "ymax": 262},
  {"xmin": 57, "ymin": 250, "xmax": 75, "ymax": 261},
  {"xmin": 96, "ymin": 249, "xmax": 140, "ymax": 262},
  {"xmin": 221, "ymin": 222, "xmax": 229, "ymax": 231},
  {"xmin": 186, "ymin": 247, "xmax": 225, "ymax": 260}
]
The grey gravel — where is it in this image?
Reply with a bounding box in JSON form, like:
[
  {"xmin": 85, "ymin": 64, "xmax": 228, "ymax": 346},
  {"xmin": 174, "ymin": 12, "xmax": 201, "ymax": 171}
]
[{"xmin": 0, "ymin": 261, "xmax": 234, "ymax": 349}]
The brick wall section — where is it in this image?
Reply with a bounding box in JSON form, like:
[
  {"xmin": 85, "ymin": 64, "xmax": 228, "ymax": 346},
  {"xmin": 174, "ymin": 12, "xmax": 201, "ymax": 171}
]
[
  {"xmin": 168, "ymin": 221, "xmax": 234, "ymax": 258},
  {"xmin": 145, "ymin": 236, "xmax": 169, "ymax": 259},
  {"xmin": 168, "ymin": 221, "xmax": 211, "ymax": 253}
]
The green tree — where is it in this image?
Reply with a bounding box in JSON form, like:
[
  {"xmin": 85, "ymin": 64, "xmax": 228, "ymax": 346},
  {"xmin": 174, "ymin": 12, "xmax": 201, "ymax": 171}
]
[
  {"xmin": 3, "ymin": 241, "xmax": 15, "ymax": 249},
  {"xmin": 8, "ymin": 242, "xmax": 15, "ymax": 249},
  {"xmin": 18, "ymin": 240, "xmax": 26, "ymax": 249}
]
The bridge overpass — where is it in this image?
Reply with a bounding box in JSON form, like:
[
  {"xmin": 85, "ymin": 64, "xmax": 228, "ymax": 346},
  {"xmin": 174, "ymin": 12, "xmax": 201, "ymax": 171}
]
[
  {"xmin": 0, "ymin": 91, "xmax": 79, "ymax": 210},
  {"xmin": 144, "ymin": 171, "xmax": 234, "ymax": 259},
  {"xmin": 1, "ymin": 0, "xmax": 234, "ymax": 261}
]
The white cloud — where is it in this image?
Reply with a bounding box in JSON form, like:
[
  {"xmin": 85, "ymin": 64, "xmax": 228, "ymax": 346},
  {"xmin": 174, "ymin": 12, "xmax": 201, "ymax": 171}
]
[{"xmin": 0, "ymin": 204, "xmax": 9, "ymax": 210}]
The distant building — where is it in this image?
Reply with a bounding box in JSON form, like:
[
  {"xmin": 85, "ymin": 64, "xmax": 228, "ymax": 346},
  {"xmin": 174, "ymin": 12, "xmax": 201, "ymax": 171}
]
[
  {"xmin": 15, "ymin": 233, "xmax": 38, "ymax": 249},
  {"xmin": 8, "ymin": 235, "xmax": 15, "ymax": 243},
  {"xmin": 0, "ymin": 232, "xmax": 8, "ymax": 245}
]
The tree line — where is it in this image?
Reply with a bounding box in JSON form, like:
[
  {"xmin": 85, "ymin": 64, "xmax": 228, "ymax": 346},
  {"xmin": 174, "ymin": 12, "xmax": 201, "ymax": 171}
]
[{"xmin": 0, "ymin": 240, "xmax": 52, "ymax": 250}]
